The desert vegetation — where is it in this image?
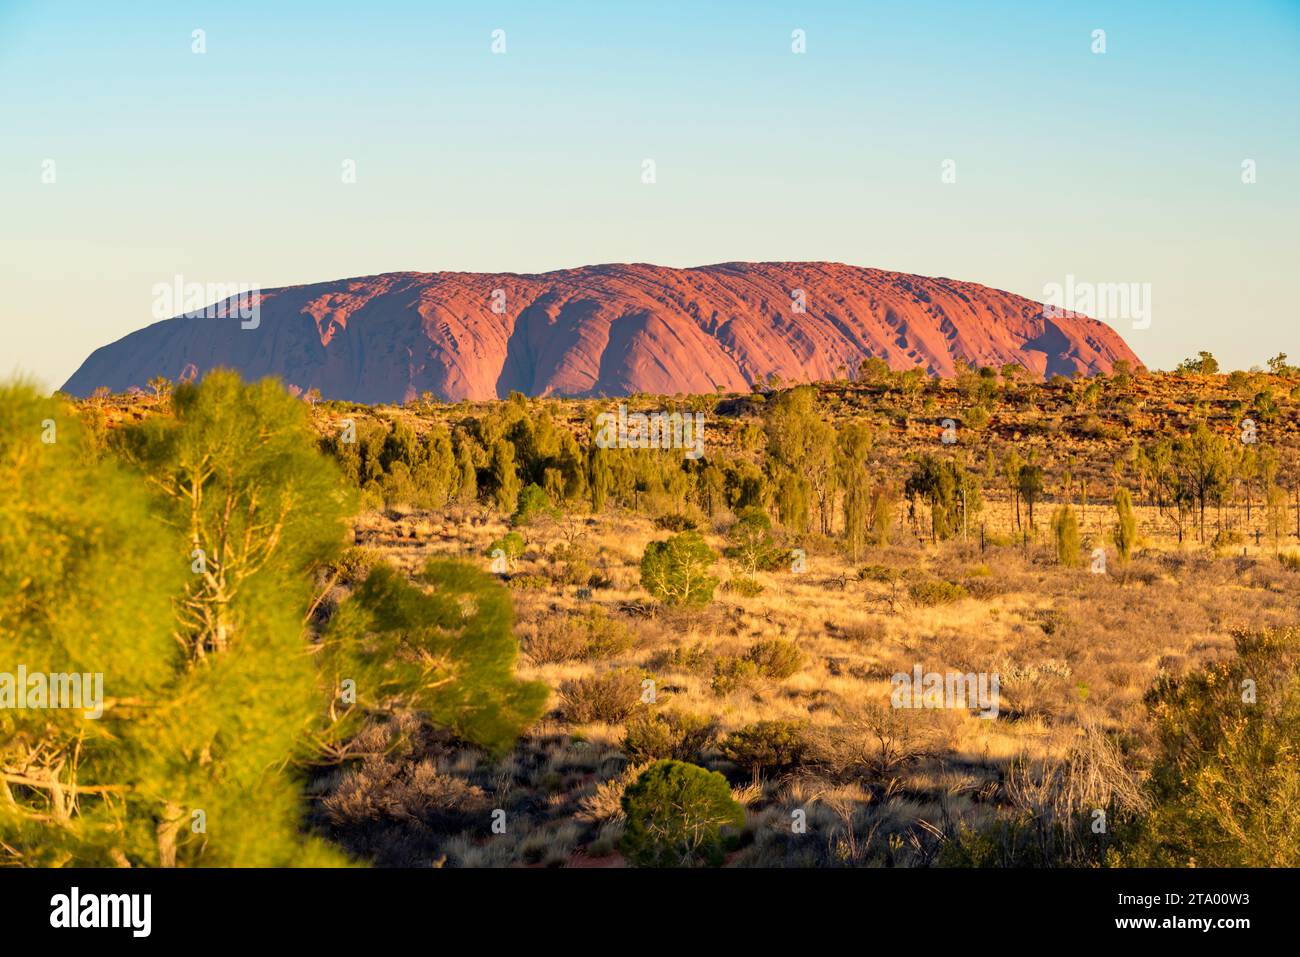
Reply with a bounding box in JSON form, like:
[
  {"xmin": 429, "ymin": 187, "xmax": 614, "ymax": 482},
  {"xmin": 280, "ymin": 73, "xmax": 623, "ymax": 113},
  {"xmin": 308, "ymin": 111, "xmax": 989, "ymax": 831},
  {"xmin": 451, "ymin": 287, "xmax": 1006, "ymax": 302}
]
[{"xmin": 6, "ymin": 354, "xmax": 1300, "ymax": 867}]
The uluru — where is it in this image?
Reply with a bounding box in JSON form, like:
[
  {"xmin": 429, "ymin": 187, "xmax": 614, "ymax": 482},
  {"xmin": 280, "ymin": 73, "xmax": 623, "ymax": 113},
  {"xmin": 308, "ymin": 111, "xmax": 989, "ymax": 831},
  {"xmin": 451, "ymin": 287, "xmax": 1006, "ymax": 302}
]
[{"xmin": 62, "ymin": 262, "xmax": 1143, "ymax": 403}]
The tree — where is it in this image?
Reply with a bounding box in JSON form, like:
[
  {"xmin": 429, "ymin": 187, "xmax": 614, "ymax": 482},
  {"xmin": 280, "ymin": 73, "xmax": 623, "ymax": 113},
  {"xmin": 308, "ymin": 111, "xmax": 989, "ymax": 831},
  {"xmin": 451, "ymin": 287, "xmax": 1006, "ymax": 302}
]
[
  {"xmin": 119, "ymin": 370, "xmax": 356, "ymax": 658},
  {"xmin": 1051, "ymin": 505, "xmax": 1080, "ymax": 567},
  {"xmin": 1017, "ymin": 464, "xmax": 1045, "ymax": 530},
  {"xmin": 836, "ymin": 421, "xmax": 874, "ymax": 560},
  {"xmin": 905, "ymin": 455, "xmax": 981, "ymax": 542},
  {"xmin": 619, "ymin": 760, "xmax": 745, "ymax": 867},
  {"xmin": 587, "ymin": 444, "xmax": 612, "ymax": 513},
  {"xmin": 1113, "ymin": 487, "xmax": 1137, "ymax": 568},
  {"xmin": 1003, "ymin": 450, "xmax": 1024, "ymax": 530},
  {"xmin": 640, "ymin": 532, "xmax": 719, "ymax": 606},
  {"xmin": 723, "ymin": 507, "xmax": 778, "ymax": 578},
  {"xmin": 487, "ymin": 438, "xmax": 521, "ymax": 513},
  {"xmin": 0, "ymin": 382, "xmax": 184, "ymax": 866},
  {"xmin": 511, "ymin": 483, "xmax": 557, "ymax": 527},
  {"xmin": 763, "ymin": 386, "xmax": 836, "ymax": 533},
  {"xmin": 1176, "ymin": 351, "xmax": 1220, "ymax": 375},
  {"xmin": 319, "ymin": 559, "xmax": 548, "ymax": 755},
  {"xmin": 1175, "ymin": 422, "xmax": 1230, "ymax": 542}
]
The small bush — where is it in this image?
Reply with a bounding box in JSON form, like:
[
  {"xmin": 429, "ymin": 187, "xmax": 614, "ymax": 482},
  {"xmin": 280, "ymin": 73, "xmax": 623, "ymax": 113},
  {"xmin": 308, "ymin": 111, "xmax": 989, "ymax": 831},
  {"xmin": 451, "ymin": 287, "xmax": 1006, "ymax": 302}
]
[
  {"xmin": 723, "ymin": 576, "xmax": 765, "ymax": 597},
  {"xmin": 623, "ymin": 710, "xmax": 717, "ymax": 763},
  {"xmin": 619, "ymin": 760, "xmax": 745, "ymax": 867},
  {"xmin": 720, "ymin": 721, "xmax": 808, "ymax": 784},
  {"xmin": 523, "ymin": 607, "xmax": 634, "ymax": 664},
  {"xmin": 907, "ymin": 579, "xmax": 968, "ymax": 606},
  {"xmin": 745, "ymin": 639, "xmax": 804, "ymax": 680},
  {"xmin": 653, "ymin": 513, "xmax": 699, "ymax": 532},
  {"xmin": 1051, "ymin": 505, "xmax": 1080, "ymax": 567},
  {"xmin": 1122, "ymin": 627, "xmax": 1300, "ymax": 866},
  {"xmin": 512, "ymin": 483, "xmax": 558, "ymax": 527},
  {"xmin": 710, "ymin": 656, "xmax": 759, "ymax": 696},
  {"xmin": 487, "ymin": 531, "xmax": 526, "ymax": 561},
  {"xmin": 559, "ymin": 669, "xmax": 645, "ymax": 723}
]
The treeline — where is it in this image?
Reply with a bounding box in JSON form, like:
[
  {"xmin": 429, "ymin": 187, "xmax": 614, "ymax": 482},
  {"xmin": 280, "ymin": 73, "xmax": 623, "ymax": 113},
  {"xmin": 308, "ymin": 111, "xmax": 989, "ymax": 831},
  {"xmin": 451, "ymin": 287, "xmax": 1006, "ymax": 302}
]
[{"xmin": 317, "ymin": 371, "xmax": 1300, "ymax": 560}]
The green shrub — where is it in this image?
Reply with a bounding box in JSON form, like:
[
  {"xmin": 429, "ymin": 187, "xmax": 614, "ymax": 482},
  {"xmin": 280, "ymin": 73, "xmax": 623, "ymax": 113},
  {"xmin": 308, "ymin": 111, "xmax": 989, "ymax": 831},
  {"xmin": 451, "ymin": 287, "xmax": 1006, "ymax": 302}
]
[
  {"xmin": 723, "ymin": 507, "xmax": 780, "ymax": 578},
  {"xmin": 487, "ymin": 531, "xmax": 526, "ymax": 561},
  {"xmin": 1113, "ymin": 487, "xmax": 1137, "ymax": 566},
  {"xmin": 745, "ymin": 639, "xmax": 804, "ymax": 680},
  {"xmin": 640, "ymin": 531, "xmax": 719, "ymax": 606},
  {"xmin": 710, "ymin": 656, "xmax": 760, "ymax": 696},
  {"xmin": 512, "ymin": 483, "xmax": 557, "ymax": 526},
  {"xmin": 619, "ymin": 760, "xmax": 745, "ymax": 867},
  {"xmin": 1051, "ymin": 505, "xmax": 1080, "ymax": 567},
  {"xmin": 723, "ymin": 576, "xmax": 765, "ymax": 597},
  {"xmin": 559, "ymin": 669, "xmax": 645, "ymax": 723},
  {"xmin": 623, "ymin": 710, "xmax": 717, "ymax": 763},
  {"xmin": 1122, "ymin": 627, "xmax": 1300, "ymax": 866},
  {"xmin": 653, "ymin": 513, "xmax": 698, "ymax": 532},
  {"xmin": 857, "ymin": 564, "xmax": 896, "ymax": 583},
  {"xmin": 907, "ymin": 579, "xmax": 968, "ymax": 606},
  {"xmin": 720, "ymin": 720, "xmax": 808, "ymax": 784}
]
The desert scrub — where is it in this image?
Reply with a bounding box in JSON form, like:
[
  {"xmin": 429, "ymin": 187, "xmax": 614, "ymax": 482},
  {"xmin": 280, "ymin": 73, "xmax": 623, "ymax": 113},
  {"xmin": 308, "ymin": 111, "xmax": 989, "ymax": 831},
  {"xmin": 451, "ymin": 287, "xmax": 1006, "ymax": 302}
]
[
  {"xmin": 720, "ymin": 721, "xmax": 808, "ymax": 784},
  {"xmin": 623, "ymin": 709, "xmax": 717, "ymax": 763},
  {"xmin": 619, "ymin": 760, "xmax": 745, "ymax": 867},
  {"xmin": 723, "ymin": 576, "xmax": 765, "ymax": 597},
  {"xmin": 710, "ymin": 656, "xmax": 760, "ymax": 696},
  {"xmin": 745, "ymin": 638, "xmax": 805, "ymax": 680},
  {"xmin": 558, "ymin": 669, "xmax": 646, "ymax": 723},
  {"xmin": 522, "ymin": 607, "xmax": 633, "ymax": 664},
  {"xmin": 907, "ymin": 579, "xmax": 969, "ymax": 606},
  {"xmin": 1121, "ymin": 627, "xmax": 1300, "ymax": 867}
]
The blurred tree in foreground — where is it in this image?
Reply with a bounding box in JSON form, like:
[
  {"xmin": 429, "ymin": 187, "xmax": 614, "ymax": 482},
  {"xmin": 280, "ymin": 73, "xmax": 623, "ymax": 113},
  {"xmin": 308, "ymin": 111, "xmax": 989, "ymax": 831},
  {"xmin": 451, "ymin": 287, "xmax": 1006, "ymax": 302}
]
[{"xmin": 0, "ymin": 371, "xmax": 543, "ymax": 866}]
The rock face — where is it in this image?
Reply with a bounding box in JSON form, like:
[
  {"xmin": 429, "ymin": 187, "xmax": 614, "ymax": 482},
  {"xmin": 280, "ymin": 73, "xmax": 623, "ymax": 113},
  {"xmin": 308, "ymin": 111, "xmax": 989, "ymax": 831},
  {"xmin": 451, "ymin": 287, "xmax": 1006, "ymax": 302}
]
[{"xmin": 63, "ymin": 262, "xmax": 1143, "ymax": 402}]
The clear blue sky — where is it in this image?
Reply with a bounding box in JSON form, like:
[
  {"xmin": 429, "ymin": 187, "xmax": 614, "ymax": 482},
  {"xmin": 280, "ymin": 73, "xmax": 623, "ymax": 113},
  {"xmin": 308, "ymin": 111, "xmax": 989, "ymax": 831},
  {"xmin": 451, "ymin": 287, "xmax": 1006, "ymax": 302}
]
[{"xmin": 2, "ymin": 0, "xmax": 1297, "ymax": 388}]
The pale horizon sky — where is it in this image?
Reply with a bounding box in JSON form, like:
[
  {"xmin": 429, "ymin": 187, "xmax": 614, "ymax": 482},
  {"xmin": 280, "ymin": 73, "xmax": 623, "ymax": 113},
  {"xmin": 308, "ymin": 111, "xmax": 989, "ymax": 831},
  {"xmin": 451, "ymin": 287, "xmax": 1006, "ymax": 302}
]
[{"xmin": 2, "ymin": 0, "xmax": 1298, "ymax": 390}]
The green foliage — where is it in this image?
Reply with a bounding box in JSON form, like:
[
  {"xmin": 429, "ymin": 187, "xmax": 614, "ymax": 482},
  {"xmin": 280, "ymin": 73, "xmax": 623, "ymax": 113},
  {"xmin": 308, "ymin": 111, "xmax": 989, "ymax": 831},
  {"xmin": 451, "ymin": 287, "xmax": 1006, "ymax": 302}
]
[
  {"xmin": 907, "ymin": 579, "xmax": 969, "ymax": 606},
  {"xmin": 1112, "ymin": 487, "xmax": 1137, "ymax": 566},
  {"xmin": 0, "ymin": 383, "xmax": 186, "ymax": 866},
  {"xmin": 488, "ymin": 531, "xmax": 526, "ymax": 562},
  {"xmin": 837, "ymin": 420, "xmax": 874, "ymax": 559},
  {"xmin": 745, "ymin": 639, "xmax": 804, "ymax": 680},
  {"xmin": 720, "ymin": 721, "xmax": 808, "ymax": 784},
  {"xmin": 722, "ymin": 507, "xmax": 779, "ymax": 577},
  {"xmin": 1176, "ymin": 351, "xmax": 1220, "ymax": 375},
  {"xmin": 1123, "ymin": 628, "xmax": 1300, "ymax": 866},
  {"xmin": 619, "ymin": 760, "xmax": 745, "ymax": 867},
  {"xmin": 640, "ymin": 531, "xmax": 719, "ymax": 606},
  {"xmin": 321, "ymin": 559, "xmax": 548, "ymax": 755},
  {"xmin": 558, "ymin": 669, "xmax": 645, "ymax": 723},
  {"xmin": 905, "ymin": 455, "xmax": 981, "ymax": 541},
  {"xmin": 511, "ymin": 483, "xmax": 557, "ymax": 526},
  {"xmin": 1015, "ymin": 464, "xmax": 1045, "ymax": 528},
  {"xmin": 623, "ymin": 710, "xmax": 716, "ymax": 763},
  {"xmin": 1051, "ymin": 504, "xmax": 1081, "ymax": 567},
  {"xmin": 487, "ymin": 438, "xmax": 521, "ymax": 513}
]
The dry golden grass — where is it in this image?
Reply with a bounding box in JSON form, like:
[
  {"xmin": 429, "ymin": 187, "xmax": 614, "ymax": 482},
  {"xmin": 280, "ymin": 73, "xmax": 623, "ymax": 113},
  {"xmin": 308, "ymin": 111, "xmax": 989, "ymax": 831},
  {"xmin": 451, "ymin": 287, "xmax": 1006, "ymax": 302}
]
[{"xmin": 321, "ymin": 494, "xmax": 1300, "ymax": 867}]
